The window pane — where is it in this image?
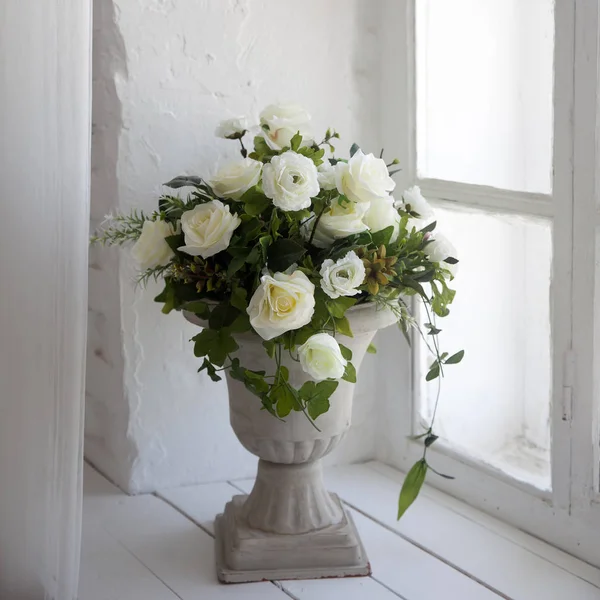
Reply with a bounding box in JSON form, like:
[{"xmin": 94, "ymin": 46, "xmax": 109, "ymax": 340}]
[
  {"xmin": 416, "ymin": 0, "xmax": 555, "ymax": 193},
  {"xmin": 417, "ymin": 208, "xmax": 552, "ymax": 490}
]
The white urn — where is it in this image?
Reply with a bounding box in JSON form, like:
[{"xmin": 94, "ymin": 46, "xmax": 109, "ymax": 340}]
[{"xmin": 186, "ymin": 302, "xmax": 396, "ymax": 583}]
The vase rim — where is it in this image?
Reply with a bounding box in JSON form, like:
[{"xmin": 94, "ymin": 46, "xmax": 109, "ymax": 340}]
[{"xmin": 183, "ymin": 299, "xmax": 397, "ymax": 335}]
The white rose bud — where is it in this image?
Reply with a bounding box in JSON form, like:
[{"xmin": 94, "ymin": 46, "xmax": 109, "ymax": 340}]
[
  {"xmin": 178, "ymin": 200, "xmax": 241, "ymax": 259},
  {"xmin": 260, "ymin": 103, "xmax": 312, "ymax": 150},
  {"xmin": 402, "ymin": 185, "xmax": 434, "ymax": 220},
  {"xmin": 319, "ymin": 250, "xmax": 366, "ymax": 299},
  {"xmin": 426, "ymin": 233, "xmax": 458, "ymax": 277},
  {"xmin": 317, "ymin": 161, "xmax": 337, "ymax": 190},
  {"xmin": 131, "ymin": 220, "xmax": 175, "ymax": 270},
  {"xmin": 298, "ymin": 333, "xmax": 347, "ymax": 381},
  {"xmin": 301, "ymin": 200, "xmax": 369, "ymax": 248},
  {"xmin": 363, "ymin": 196, "xmax": 401, "ymax": 243},
  {"xmin": 262, "ymin": 151, "xmax": 320, "ymax": 211},
  {"xmin": 215, "ymin": 116, "xmax": 248, "ymax": 139},
  {"xmin": 210, "ymin": 158, "xmax": 262, "ymax": 200},
  {"xmin": 335, "ymin": 150, "xmax": 396, "ymax": 203},
  {"xmin": 247, "ymin": 270, "xmax": 315, "ymax": 340}
]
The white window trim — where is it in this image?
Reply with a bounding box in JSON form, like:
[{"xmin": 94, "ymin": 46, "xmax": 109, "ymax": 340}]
[{"xmin": 379, "ymin": 0, "xmax": 600, "ymax": 566}]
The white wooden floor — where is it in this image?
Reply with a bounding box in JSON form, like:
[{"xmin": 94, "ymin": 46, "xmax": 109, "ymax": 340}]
[{"xmin": 80, "ymin": 461, "xmax": 600, "ymax": 600}]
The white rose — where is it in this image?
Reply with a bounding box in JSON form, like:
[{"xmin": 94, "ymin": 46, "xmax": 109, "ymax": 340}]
[
  {"xmin": 210, "ymin": 158, "xmax": 262, "ymax": 200},
  {"xmin": 402, "ymin": 185, "xmax": 434, "ymax": 220},
  {"xmin": 131, "ymin": 219, "xmax": 175, "ymax": 270},
  {"xmin": 298, "ymin": 333, "xmax": 347, "ymax": 381},
  {"xmin": 317, "ymin": 161, "xmax": 337, "ymax": 191},
  {"xmin": 178, "ymin": 200, "xmax": 241, "ymax": 259},
  {"xmin": 363, "ymin": 196, "xmax": 401, "ymax": 243},
  {"xmin": 260, "ymin": 103, "xmax": 312, "ymax": 150},
  {"xmin": 319, "ymin": 251, "xmax": 366, "ymax": 299},
  {"xmin": 215, "ymin": 116, "xmax": 248, "ymax": 139},
  {"xmin": 262, "ymin": 151, "xmax": 320, "ymax": 211},
  {"xmin": 247, "ymin": 270, "xmax": 316, "ymax": 340},
  {"xmin": 426, "ymin": 233, "xmax": 458, "ymax": 277},
  {"xmin": 335, "ymin": 150, "xmax": 396, "ymax": 203},
  {"xmin": 301, "ymin": 200, "xmax": 369, "ymax": 248}
]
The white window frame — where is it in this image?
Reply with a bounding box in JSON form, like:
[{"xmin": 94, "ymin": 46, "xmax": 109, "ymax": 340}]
[{"xmin": 380, "ymin": 0, "xmax": 600, "ymax": 566}]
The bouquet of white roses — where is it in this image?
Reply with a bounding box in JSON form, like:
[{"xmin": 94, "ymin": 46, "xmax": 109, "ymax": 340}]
[{"xmin": 93, "ymin": 103, "xmax": 463, "ymax": 517}]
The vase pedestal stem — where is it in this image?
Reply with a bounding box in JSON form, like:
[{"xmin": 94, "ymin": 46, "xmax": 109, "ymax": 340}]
[{"xmin": 215, "ymin": 460, "xmax": 370, "ymax": 583}]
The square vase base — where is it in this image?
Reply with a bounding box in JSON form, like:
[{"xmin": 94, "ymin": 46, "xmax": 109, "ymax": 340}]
[{"xmin": 215, "ymin": 494, "xmax": 371, "ymax": 584}]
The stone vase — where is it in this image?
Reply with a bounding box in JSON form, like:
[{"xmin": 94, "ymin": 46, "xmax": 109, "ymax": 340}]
[{"xmin": 185, "ymin": 302, "xmax": 396, "ymax": 583}]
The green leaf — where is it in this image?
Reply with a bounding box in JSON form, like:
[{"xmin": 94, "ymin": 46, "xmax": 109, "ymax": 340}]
[
  {"xmin": 397, "ymin": 459, "xmax": 428, "ymax": 519},
  {"xmin": 349, "ymin": 143, "xmax": 360, "ymax": 157},
  {"xmin": 334, "ymin": 316, "xmax": 353, "ymax": 338},
  {"xmin": 228, "ymin": 313, "xmax": 251, "ymax": 333},
  {"xmin": 227, "ymin": 254, "xmax": 247, "ymax": 277},
  {"xmin": 299, "ymin": 380, "xmax": 339, "ymax": 420},
  {"xmin": 424, "ymin": 434, "xmax": 439, "ymax": 448},
  {"xmin": 208, "ymin": 304, "xmax": 239, "ymax": 330},
  {"xmin": 371, "ymin": 225, "xmax": 395, "ymax": 247},
  {"xmin": 163, "ymin": 175, "xmax": 204, "ymax": 189},
  {"xmin": 326, "ymin": 297, "xmax": 357, "ymax": 319},
  {"xmin": 197, "ymin": 358, "xmax": 222, "ymax": 382},
  {"xmin": 338, "ymin": 344, "xmax": 353, "ymax": 361},
  {"xmin": 279, "ymin": 365, "xmax": 290, "ymax": 382},
  {"xmin": 444, "ymin": 350, "xmax": 464, "ymax": 365},
  {"xmin": 425, "ymin": 362, "xmax": 440, "ymax": 382},
  {"xmin": 419, "ymin": 220, "xmax": 437, "ymax": 234},
  {"xmin": 367, "ymin": 343, "xmax": 377, "ymax": 354},
  {"xmin": 182, "ymin": 301, "xmax": 211, "ymax": 320},
  {"xmin": 262, "ymin": 340, "xmax": 277, "ymax": 359},
  {"xmin": 342, "ymin": 361, "xmax": 357, "ymax": 383},
  {"xmin": 193, "ymin": 329, "xmax": 219, "ymax": 357},
  {"xmin": 192, "ymin": 329, "xmax": 238, "ymax": 366},
  {"xmin": 444, "ymin": 256, "xmax": 459, "ymax": 265},
  {"xmin": 267, "ymin": 239, "xmax": 307, "ymax": 272},
  {"xmin": 245, "ymin": 245, "xmax": 261, "ymax": 265},
  {"xmin": 154, "ymin": 282, "xmax": 176, "ymax": 314},
  {"xmin": 230, "ymin": 286, "xmax": 248, "ymax": 311},
  {"xmin": 164, "ymin": 233, "xmax": 185, "ymax": 253},
  {"xmin": 259, "ymin": 234, "xmax": 272, "ymax": 260},
  {"xmin": 290, "ymin": 132, "xmax": 302, "ymax": 152},
  {"xmin": 271, "ymin": 384, "xmax": 297, "ymax": 418},
  {"xmin": 240, "ymin": 188, "xmax": 271, "ymax": 216}
]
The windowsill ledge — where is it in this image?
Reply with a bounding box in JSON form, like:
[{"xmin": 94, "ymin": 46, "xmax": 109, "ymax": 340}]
[{"xmin": 80, "ymin": 460, "xmax": 600, "ymax": 600}]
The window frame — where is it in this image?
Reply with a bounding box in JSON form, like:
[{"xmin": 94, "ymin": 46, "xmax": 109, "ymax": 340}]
[{"xmin": 379, "ymin": 0, "xmax": 600, "ymax": 566}]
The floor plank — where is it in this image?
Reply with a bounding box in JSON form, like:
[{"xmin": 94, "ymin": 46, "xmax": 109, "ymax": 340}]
[
  {"xmin": 81, "ymin": 468, "xmax": 287, "ymax": 599},
  {"xmin": 79, "ymin": 524, "xmax": 181, "ymax": 600},
  {"xmin": 231, "ymin": 480, "xmax": 499, "ymax": 600},
  {"xmin": 325, "ymin": 463, "xmax": 600, "ymax": 600}
]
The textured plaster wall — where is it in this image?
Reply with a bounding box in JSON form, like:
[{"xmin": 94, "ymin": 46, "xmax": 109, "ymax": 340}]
[{"xmin": 87, "ymin": 0, "xmax": 392, "ymax": 493}]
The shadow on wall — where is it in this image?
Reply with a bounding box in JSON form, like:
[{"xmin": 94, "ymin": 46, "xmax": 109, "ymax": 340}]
[{"xmin": 86, "ymin": 0, "xmax": 137, "ymax": 489}]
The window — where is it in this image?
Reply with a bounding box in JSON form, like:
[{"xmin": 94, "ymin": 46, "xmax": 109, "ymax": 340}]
[{"xmin": 383, "ymin": 0, "xmax": 600, "ymax": 565}]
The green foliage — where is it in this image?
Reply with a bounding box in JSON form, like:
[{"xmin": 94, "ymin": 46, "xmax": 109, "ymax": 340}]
[{"xmin": 299, "ymin": 380, "xmax": 339, "ymax": 419}]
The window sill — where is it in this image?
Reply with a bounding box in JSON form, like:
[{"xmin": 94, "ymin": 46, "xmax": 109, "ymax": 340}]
[{"xmin": 80, "ymin": 461, "xmax": 600, "ymax": 599}]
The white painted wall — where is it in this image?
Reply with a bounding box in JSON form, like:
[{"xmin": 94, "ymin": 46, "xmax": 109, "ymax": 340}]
[{"xmin": 87, "ymin": 0, "xmax": 393, "ymax": 493}]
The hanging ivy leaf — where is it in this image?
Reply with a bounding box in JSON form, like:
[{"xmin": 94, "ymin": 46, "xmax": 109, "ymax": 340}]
[{"xmin": 397, "ymin": 459, "xmax": 428, "ymax": 520}]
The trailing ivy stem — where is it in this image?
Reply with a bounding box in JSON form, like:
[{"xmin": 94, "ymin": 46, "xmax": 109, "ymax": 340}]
[{"xmin": 422, "ymin": 300, "xmax": 444, "ymax": 461}]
